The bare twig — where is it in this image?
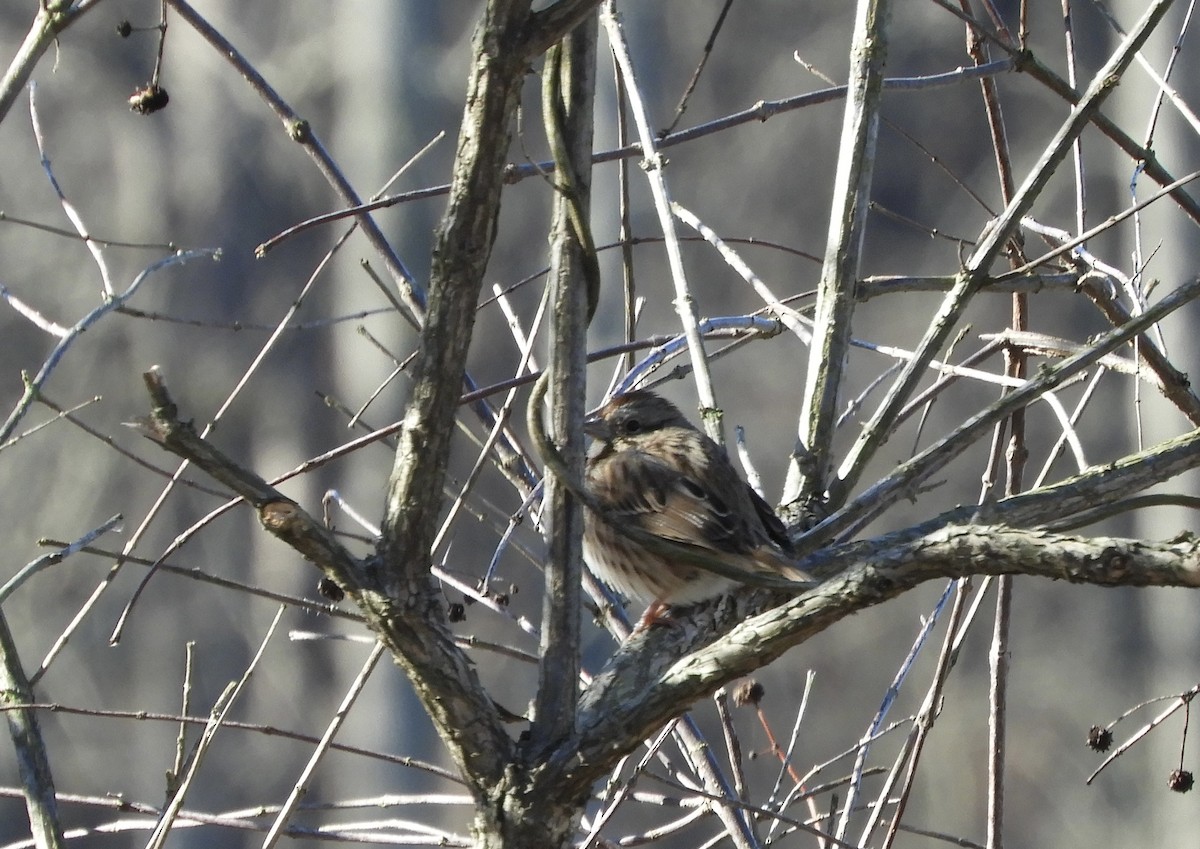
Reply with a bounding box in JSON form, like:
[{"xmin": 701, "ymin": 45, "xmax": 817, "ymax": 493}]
[
  {"xmin": 567, "ymin": 526, "xmax": 1200, "ymax": 803},
  {"xmin": 162, "ymin": 0, "xmax": 424, "ymax": 319},
  {"xmin": 0, "ymin": 515, "xmax": 123, "ymax": 604},
  {"xmin": 833, "ymin": 0, "xmax": 1176, "ymax": 499},
  {"xmin": 802, "ymin": 271, "xmax": 1200, "ymax": 549},
  {"xmin": 1087, "ymin": 686, "xmax": 1200, "ymax": 785},
  {"xmin": 261, "ymin": 640, "xmax": 387, "ymax": 847},
  {"xmin": 0, "ymin": 249, "xmax": 220, "ymax": 446},
  {"xmin": 252, "ymin": 59, "xmax": 1018, "ymax": 249},
  {"xmin": 602, "ymin": 2, "xmax": 720, "ymax": 438},
  {"xmin": 661, "ymin": 0, "xmax": 734, "ymax": 135},
  {"xmin": 0, "ymin": 610, "xmax": 65, "ymax": 848},
  {"xmin": 30, "ymin": 83, "xmax": 114, "ymax": 296},
  {"xmin": 0, "ymin": 2, "xmax": 99, "ymax": 125},
  {"xmin": 147, "ymin": 606, "xmax": 285, "ymax": 848},
  {"xmin": 837, "ymin": 581, "xmax": 951, "ymax": 842}
]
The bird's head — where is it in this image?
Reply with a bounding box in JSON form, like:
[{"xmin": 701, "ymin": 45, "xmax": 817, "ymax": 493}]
[{"xmin": 583, "ymin": 390, "xmax": 695, "ymax": 447}]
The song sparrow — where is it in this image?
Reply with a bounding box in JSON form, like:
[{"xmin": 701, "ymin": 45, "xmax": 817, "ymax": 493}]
[{"xmin": 583, "ymin": 390, "xmax": 812, "ymax": 626}]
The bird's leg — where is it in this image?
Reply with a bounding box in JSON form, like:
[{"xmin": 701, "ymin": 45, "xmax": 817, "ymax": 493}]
[{"xmin": 634, "ymin": 599, "xmax": 675, "ymax": 631}]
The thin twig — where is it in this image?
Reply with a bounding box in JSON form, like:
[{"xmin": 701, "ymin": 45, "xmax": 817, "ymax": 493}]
[
  {"xmin": 29, "ymin": 84, "xmax": 115, "ymax": 296},
  {"xmin": 261, "ymin": 640, "xmax": 387, "ymax": 847},
  {"xmin": 0, "ymin": 249, "xmax": 219, "ymax": 446},
  {"xmin": 0, "ymin": 515, "xmax": 123, "ymax": 604},
  {"xmin": 661, "ymin": 0, "xmax": 734, "ymax": 135},
  {"xmin": 0, "ymin": 610, "xmax": 65, "ymax": 848},
  {"xmin": 602, "ymin": 2, "xmax": 720, "ymax": 440},
  {"xmin": 799, "ymin": 271, "xmax": 1200, "ymax": 551},
  {"xmin": 833, "ymin": 0, "xmax": 1176, "ymax": 500},
  {"xmin": 875, "ymin": 580, "xmax": 972, "ymax": 849},
  {"xmin": 251, "ymin": 60, "xmax": 1018, "ymax": 249},
  {"xmin": 146, "ymin": 605, "xmax": 285, "ymax": 848},
  {"xmin": 162, "ymin": 0, "xmax": 424, "ymax": 318}
]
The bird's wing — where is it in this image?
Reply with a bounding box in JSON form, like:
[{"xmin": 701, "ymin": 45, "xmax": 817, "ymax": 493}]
[
  {"xmin": 591, "ymin": 448, "xmax": 815, "ymax": 586},
  {"xmin": 596, "ymin": 449, "xmax": 751, "ymax": 555},
  {"xmin": 747, "ymin": 486, "xmax": 794, "ymax": 554}
]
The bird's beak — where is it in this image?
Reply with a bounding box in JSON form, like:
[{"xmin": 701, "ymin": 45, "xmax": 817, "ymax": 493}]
[{"xmin": 583, "ymin": 412, "xmax": 612, "ymax": 441}]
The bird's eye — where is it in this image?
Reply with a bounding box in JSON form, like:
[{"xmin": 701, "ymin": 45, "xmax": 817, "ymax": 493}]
[{"xmin": 623, "ymin": 419, "xmax": 641, "ymax": 434}]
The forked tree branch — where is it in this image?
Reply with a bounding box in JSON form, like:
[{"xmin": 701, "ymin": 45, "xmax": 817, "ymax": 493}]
[
  {"xmin": 0, "ymin": 1, "xmax": 101, "ymax": 126},
  {"xmin": 931, "ymin": 0, "xmax": 1200, "ymax": 227},
  {"xmin": 135, "ymin": 355, "xmax": 1200, "ymax": 831},
  {"xmin": 134, "ymin": 369, "xmax": 514, "ymax": 804}
]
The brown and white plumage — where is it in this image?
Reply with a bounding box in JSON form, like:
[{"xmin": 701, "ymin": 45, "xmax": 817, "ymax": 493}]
[{"xmin": 582, "ymin": 390, "xmax": 812, "ymax": 623}]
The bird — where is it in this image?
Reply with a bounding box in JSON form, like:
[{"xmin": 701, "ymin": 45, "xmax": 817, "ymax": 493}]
[{"xmin": 582, "ymin": 390, "xmax": 813, "ymax": 628}]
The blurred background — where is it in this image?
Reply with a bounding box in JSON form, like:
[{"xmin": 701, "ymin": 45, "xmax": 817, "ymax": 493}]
[{"xmin": 1, "ymin": 1, "xmax": 1199, "ymax": 846}]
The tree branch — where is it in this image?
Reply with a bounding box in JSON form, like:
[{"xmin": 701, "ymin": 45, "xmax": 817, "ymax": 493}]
[
  {"xmin": 883, "ymin": 424, "xmax": 1200, "ymax": 543},
  {"xmin": 525, "ymin": 16, "xmax": 597, "ymax": 758},
  {"xmin": 564, "ymin": 525, "xmax": 1200, "ymax": 797},
  {"xmin": 164, "ymin": 0, "xmax": 424, "ymax": 320},
  {"xmin": 0, "ymin": 610, "xmax": 64, "ymax": 848},
  {"xmin": 369, "ymin": 0, "xmax": 538, "ymax": 807},
  {"xmin": 522, "ymin": 0, "xmax": 605, "ymax": 57},
  {"xmin": 831, "ymin": 0, "xmax": 1176, "ymax": 499},
  {"xmin": 0, "ymin": 2, "xmax": 99, "ymax": 127},
  {"xmin": 789, "ymin": 0, "xmax": 889, "ymax": 505},
  {"xmin": 134, "ymin": 369, "xmax": 513, "ymax": 804},
  {"xmin": 806, "ymin": 271, "xmax": 1200, "ymax": 549}
]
